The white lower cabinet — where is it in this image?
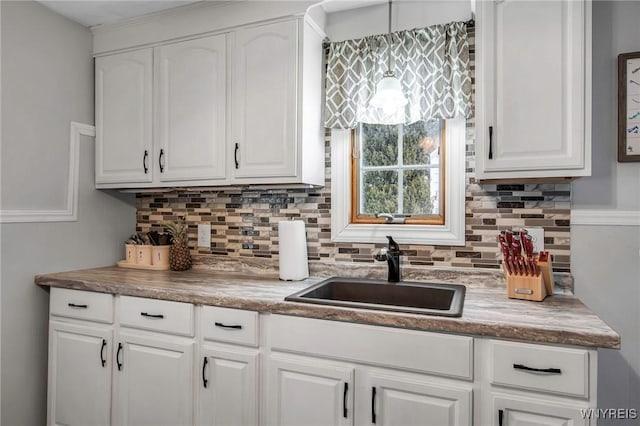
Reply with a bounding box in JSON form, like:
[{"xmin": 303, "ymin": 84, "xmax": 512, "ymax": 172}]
[
  {"xmin": 198, "ymin": 344, "xmax": 259, "ymax": 426},
  {"xmin": 47, "ymin": 289, "xmax": 600, "ymax": 426},
  {"xmin": 48, "ymin": 321, "xmax": 113, "ymax": 426},
  {"xmin": 477, "ymin": 338, "xmax": 596, "ymax": 426},
  {"xmin": 267, "ymin": 355, "xmax": 354, "ymax": 426},
  {"xmin": 492, "ymin": 393, "xmax": 590, "ymax": 426},
  {"xmin": 266, "ymin": 315, "xmax": 474, "ymax": 426},
  {"xmin": 113, "ymin": 331, "xmax": 194, "ymax": 426},
  {"xmin": 266, "ymin": 353, "xmax": 473, "ymax": 426},
  {"xmin": 363, "ymin": 370, "xmax": 472, "ymax": 426}
]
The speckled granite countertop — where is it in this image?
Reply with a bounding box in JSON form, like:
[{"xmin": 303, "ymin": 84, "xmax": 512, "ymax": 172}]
[{"xmin": 35, "ymin": 264, "xmax": 620, "ymax": 349}]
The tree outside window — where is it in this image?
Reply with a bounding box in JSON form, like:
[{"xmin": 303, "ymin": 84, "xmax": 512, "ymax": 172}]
[{"xmin": 352, "ymin": 119, "xmax": 445, "ymax": 225}]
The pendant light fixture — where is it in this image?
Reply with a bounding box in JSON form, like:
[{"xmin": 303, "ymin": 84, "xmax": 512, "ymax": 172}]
[{"xmin": 369, "ymin": 0, "xmax": 408, "ymax": 115}]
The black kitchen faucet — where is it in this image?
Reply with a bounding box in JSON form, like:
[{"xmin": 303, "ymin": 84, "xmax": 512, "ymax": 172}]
[{"xmin": 374, "ymin": 236, "xmax": 402, "ymax": 282}]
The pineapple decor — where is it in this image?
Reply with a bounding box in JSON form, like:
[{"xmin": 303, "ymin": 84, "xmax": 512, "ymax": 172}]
[{"xmin": 165, "ymin": 218, "xmax": 192, "ymax": 271}]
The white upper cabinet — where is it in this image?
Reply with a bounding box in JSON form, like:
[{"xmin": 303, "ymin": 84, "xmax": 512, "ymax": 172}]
[
  {"xmin": 155, "ymin": 34, "xmax": 227, "ymax": 183},
  {"xmin": 94, "ymin": 9, "xmax": 326, "ymax": 189},
  {"xmin": 95, "ymin": 49, "xmax": 153, "ymax": 184},
  {"xmin": 231, "ymin": 20, "xmax": 298, "ymax": 181},
  {"xmin": 475, "ymin": 0, "xmax": 591, "ymax": 180}
]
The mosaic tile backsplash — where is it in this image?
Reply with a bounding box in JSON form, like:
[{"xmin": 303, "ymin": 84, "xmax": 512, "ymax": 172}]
[
  {"xmin": 135, "ymin": 26, "xmax": 571, "ymax": 273},
  {"xmin": 135, "ymin": 143, "xmax": 571, "ymax": 273}
]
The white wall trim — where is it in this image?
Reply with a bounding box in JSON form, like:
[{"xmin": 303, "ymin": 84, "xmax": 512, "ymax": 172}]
[
  {"xmin": 330, "ymin": 119, "xmax": 467, "ymax": 246},
  {"xmin": 0, "ymin": 122, "xmax": 96, "ymax": 223},
  {"xmin": 571, "ymin": 209, "xmax": 640, "ymax": 226}
]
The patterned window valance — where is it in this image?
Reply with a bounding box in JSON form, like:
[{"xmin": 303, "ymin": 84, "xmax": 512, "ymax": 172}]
[{"xmin": 324, "ymin": 21, "xmax": 472, "ymax": 129}]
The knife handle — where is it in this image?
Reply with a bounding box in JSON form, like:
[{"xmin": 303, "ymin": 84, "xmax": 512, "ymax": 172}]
[{"xmin": 504, "ymin": 257, "xmax": 513, "ymax": 275}]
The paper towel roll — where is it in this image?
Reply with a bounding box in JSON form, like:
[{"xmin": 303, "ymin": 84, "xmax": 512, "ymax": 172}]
[{"xmin": 278, "ymin": 220, "xmax": 309, "ymax": 281}]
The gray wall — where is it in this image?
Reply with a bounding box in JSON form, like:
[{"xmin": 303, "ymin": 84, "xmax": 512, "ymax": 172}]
[
  {"xmin": 572, "ymin": 0, "xmax": 640, "ymax": 419},
  {"xmin": 0, "ymin": 2, "xmax": 135, "ymax": 425}
]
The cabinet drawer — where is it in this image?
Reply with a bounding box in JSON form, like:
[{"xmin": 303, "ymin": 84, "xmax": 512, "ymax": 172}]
[
  {"xmin": 119, "ymin": 296, "xmax": 194, "ymax": 336},
  {"xmin": 50, "ymin": 288, "xmax": 114, "ymax": 323},
  {"xmin": 490, "ymin": 340, "xmax": 590, "ymax": 398},
  {"xmin": 201, "ymin": 306, "xmax": 258, "ymax": 347}
]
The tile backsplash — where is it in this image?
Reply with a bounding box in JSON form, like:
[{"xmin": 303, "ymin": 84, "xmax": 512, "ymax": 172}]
[
  {"xmin": 135, "ymin": 138, "xmax": 571, "ymax": 273},
  {"xmin": 135, "ymin": 26, "xmax": 571, "ymax": 273}
]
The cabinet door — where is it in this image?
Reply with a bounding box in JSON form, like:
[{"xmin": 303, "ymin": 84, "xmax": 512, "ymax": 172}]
[
  {"xmin": 114, "ymin": 331, "xmax": 194, "ymax": 426},
  {"xmin": 155, "ymin": 34, "xmax": 227, "ymax": 182},
  {"xmin": 363, "ymin": 371, "xmax": 472, "ymax": 426},
  {"xmin": 95, "ymin": 49, "xmax": 153, "ymax": 184},
  {"xmin": 47, "ymin": 321, "xmax": 112, "ymax": 426},
  {"xmin": 476, "ymin": 0, "xmax": 588, "ymax": 178},
  {"xmin": 267, "ymin": 355, "xmax": 354, "ymax": 426},
  {"xmin": 493, "ymin": 394, "xmax": 589, "ymax": 426},
  {"xmin": 231, "ymin": 20, "xmax": 298, "ymax": 180},
  {"xmin": 197, "ymin": 345, "xmax": 259, "ymax": 426}
]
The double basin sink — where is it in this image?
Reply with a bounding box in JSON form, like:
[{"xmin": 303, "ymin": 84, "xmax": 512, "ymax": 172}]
[{"xmin": 285, "ymin": 277, "xmax": 466, "ymax": 317}]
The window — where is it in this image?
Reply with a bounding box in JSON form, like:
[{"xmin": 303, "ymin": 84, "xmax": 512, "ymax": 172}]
[
  {"xmin": 330, "ymin": 119, "xmax": 466, "ymax": 246},
  {"xmin": 351, "ymin": 120, "xmax": 445, "ymax": 225}
]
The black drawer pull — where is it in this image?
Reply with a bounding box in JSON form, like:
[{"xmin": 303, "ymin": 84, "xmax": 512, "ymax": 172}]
[
  {"xmin": 68, "ymin": 303, "xmax": 88, "ymax": 309},
  {"xmin": 343, "ymin": 382, "xmax": 348, "ymax": 418},
  {"xmin": 143, "ymin": 150, "xmax": 149, "ymax": 174},
  {"xmin": 488, "ymin": 126, "xmax": 494, "ymax": 159},
  {"xmin": 214, "ymin": 322, "xmax": 242, "ymax": 330},
  {"xmin": 498, "ymin": 409, "xmax": 504, "ymax": 426},
  {"xmin": 202, "ymin": 357, "xmax": 209, "ymax": 388},
  {"xmin": 371, "ymin": 386, "xmax": 377, "ymax": 424},
  {"xmin": 141, "ymin": 312, "xmax": 164, "ymax": 319},
  {"xmin": 100, "ymin": 339, "xmax": 107, "ymax": 367},
  {"xmin": 513, "ymin": 363, "xmax": 561, "ymax": 374},
  {"xmin": 234, "ymin": 143, "xmax": 239, "ymax": 169},
  {"xmin": 116, "ymin": 343, "xmax": 123, "ymax": 371},
  {"xmin": 159, "ymin": 149, "xmax": 165, "ymax": 173}
]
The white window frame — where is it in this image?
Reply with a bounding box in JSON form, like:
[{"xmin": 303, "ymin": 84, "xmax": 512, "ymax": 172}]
[{"xmin": 330, "ymin": 118, "xmax": 466, "ymax": 246}]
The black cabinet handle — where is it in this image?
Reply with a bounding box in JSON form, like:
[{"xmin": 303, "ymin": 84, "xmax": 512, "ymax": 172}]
[
  {"xmin": 234, "ymin": 143, "xmax": 239, "ymax": 169},
  {"xmin": 489, "ymin": 126, "xmax": 494, "ymax": 159},
  {"xmin": 343, "ymin": 382, "xmax": 348, "ymax": 418},
  {"xmin": 143, "ymin": 150, "xmax": 149, "ymax": 174},
  {"xmin": 214, "ymin": 322, "xmax": 242, "ymax": 330},
  {"xmin": 141, "ymin": 312, "xmax": 164, "ymax": 319},
  {"xmin": 159, "ymin": 149, "xmax": 165, "ymax": 173},
  {"xmin": 202, "ymin": 357, "xmax": 209, "ymax": 388},
  {"xmin": 513, "ymin": 363, "xmax": 562, "ymax": 374},
  {"xmin": 67, "ymin": 303, "xmax": 88, "ymax": 309},
  {"xmin": 100, "ymin": 339, "xmax": 107, "ymax": 367},
  {"xmin": 116, "ymin": 343, "xmax": 123, "ymax": 371},
  {"xmin": 371, "ymin": 386, "xmax": 377, "ymax": 424},
  {"xmin": 499, "ymin": 409, "xmax": 504, "ymax": 426}
]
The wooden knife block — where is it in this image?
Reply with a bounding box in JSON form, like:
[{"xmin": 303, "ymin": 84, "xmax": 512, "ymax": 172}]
[{"xmin": 503, "ymin": 255, "xmax": 554, "ymax": 302}]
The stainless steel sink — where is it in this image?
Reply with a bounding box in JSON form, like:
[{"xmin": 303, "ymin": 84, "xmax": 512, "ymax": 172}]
[{"xmin": 284, "ymin": 277, "xmax": 465, "ymax": 317}]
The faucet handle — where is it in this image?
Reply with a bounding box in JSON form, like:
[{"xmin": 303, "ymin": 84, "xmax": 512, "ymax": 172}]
[
  {"xmin": 386, "ymin": 236, "xmax": 400, "ymax": 252},
  {"xmin": 374, "ymin": 247, "xmax": 389, "ymax": 261}
]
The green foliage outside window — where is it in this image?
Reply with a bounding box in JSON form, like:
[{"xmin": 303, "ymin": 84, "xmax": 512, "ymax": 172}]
[{"xmin": 358, "ymin": 120, "xmax": 442, "ymax": 216}]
